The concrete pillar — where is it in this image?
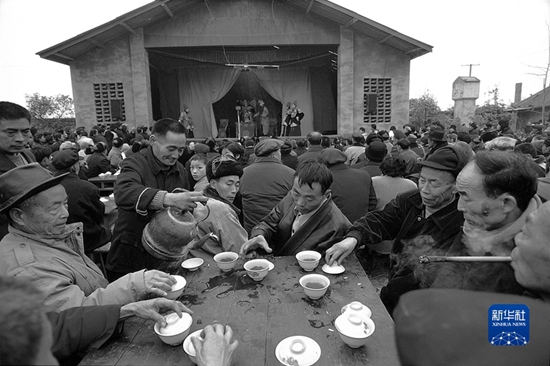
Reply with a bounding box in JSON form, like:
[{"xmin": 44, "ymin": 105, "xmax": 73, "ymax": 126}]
[
  {"xmin": 338, "ymin": 26, "xmax": 354, "ymax": 135},
  {"xmin": 452, "ymin": 77, "xmax": 480, "ymax": 127},
  {"xmin": 129, "ymin": 28, "xmax": 153, "ymax": 128}
]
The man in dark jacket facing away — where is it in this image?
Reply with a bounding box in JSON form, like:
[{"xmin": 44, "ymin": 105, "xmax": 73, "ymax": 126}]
[
  {"xmin": 106, "ymin": 119, "xmax": 207, "ymax": 281},
  {"xmin": 51, "ymin": 149, "xmax": 111, "ymax": 254},
  {"xmin": 319, "ymin": 148, "xmax": 377, "ymax": 223},
  {"xmin": 240, "ymin": 161, "xmax": 350, "ymax": 256}
]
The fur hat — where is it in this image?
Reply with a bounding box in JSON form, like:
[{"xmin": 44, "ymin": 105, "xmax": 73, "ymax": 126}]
[{"xmin": 206, "ymin": 157, "xmax": 243, "ymax": 181}]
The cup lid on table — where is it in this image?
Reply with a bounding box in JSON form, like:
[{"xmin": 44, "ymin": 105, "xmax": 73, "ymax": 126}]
[
  {"xmin": 335, "ymin": 313, "xmax": 375, "ymax": 339},
  {"xmin": 321, "ymin": 263, "xmax": 345, "ymax": 274},
  {"xmin": 275, "ymin": 336, "xmax": 321, "ymax": 366},
  {"xmin": 157, "ymin": 312, "xmax": 192, "ymax": 336}
]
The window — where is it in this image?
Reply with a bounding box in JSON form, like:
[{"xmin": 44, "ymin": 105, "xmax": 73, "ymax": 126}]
[
  {"xmin": 363, "ymin": 78, "xmax": 391, "ymax": 124},
  {"xmin": 93, "ymin": 82, "xmax": 125, "ymax": 124}
]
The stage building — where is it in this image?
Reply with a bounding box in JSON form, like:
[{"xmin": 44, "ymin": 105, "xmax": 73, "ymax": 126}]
[{"xmin": 38, "ymin": 0, "xmax": 432, "ymax": 137}]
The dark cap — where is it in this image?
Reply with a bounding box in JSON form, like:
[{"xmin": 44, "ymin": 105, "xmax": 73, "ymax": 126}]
[
  {"xmin": 397, "ymin": 138, "xmax": 410, "ymax": 149},
  {"xmin": 254, "ymin": 139, "xmax": 284, "ymax": 157},
  {"xmin": 319, "ymin": 148, "xmax": 347, "ymax": 166},
  {"xmin": 280, "ymin": 141, "xmax": 293, "ymax": 155},
  {"xmin": 51, "ymin": 150, "xmax": 79, "ymax": 171},
  {"xmin": 365, "ymin": 141, "xmax": 387, "ymax": 162},
  {"xmin": 194, "ymin": 143, "xmax": 209, "ymax": 154},
  {"xmin": 407, "ymin": 134, "xmax": 418, "ymax": 143},
  {"xmin": 418, "ymin": 146, "xmax": 464, "ymax": 177},
  {"xmin": 428, "ymin": 128, "xmax": 446, "ymax": 142}
]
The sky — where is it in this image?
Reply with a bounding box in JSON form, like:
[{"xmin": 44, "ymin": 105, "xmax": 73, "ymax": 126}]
[{"xmin": 0, "ymin": 0, "xmax": 549, "ymax": 110}]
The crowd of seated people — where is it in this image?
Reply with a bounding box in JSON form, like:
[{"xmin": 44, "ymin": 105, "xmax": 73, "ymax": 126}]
[{"xmin": 3, "ymin": 100, "xmax": 550, "ymax": 365}]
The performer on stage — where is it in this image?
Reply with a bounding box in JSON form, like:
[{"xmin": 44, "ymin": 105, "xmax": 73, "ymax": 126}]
[
  {"xmin": 255, "ymin": 100, "xmax": 270, "ymax": 136},
  {"xmin": 178, "ymin": 105, "xmax": 195, "ymax": 138},
  {"xmin": 283, "ymin": 102, "xmax": 304, "ymax": 136}
]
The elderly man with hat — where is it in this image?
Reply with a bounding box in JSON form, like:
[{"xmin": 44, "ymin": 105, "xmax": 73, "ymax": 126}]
[
  {"xmin": 327, "ymin": 145, "xmax": 468, "ymax": 314},
  {"xmin": 319, "ymin": 148, "xmax": 377, "ymax": 223},
  {"xmin": 423, "ymin": 127, "xmax": 448, "ymax": 160},
  {"xmin": 191, "ymin": 156, "xmax": 248, "ymax": 256},
  {"xmin": 0, "ymin": 164, "xmax": 178, "ymax": 312},
  {"xmin": 351, "ymin": 140, "xmax": 387, "ymax": 177},
  {"xmin": 240, "ymin": 161, "xmax": 350, "ymax": 256},
  {"xmin": 51, "ymin": 149, "xmax": 112, "ymax": 254},
  {"xmin": 239, "ymin": 138, "xmax": 294, "ymax": 233}
]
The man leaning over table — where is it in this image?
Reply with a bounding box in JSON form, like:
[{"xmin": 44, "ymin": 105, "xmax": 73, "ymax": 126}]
[
  {"xmin": 0, "ymin": 275, "xmax": 238, "ymax": 366},
  {"xmin": 0, "ymin": 164, "xmax": 176, "ymax": 312},
  {"xmin": 106, "ymin": 118, "xmax": 208, "ymax": 281},
  {"xmin": 240, "ymin": 160, "xmax": 350, "ymax": 257},
  {"xmin": 393, "ymin": 200, "xmax": 550, "ymax": 366},
  {"xmin": 325, "ymin": 146, "xmax": 468, "ymax": 315}
]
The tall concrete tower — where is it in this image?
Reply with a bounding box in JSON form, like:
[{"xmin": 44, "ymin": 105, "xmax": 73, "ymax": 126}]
[{"xmin": 452, "ymin": 76, "xmax": 480, "ymax": 126}]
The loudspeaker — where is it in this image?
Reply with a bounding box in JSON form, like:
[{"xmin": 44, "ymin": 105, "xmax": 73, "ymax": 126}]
[
  {"xmin": 366, "ymin": 93, "xmax": 378, "ymax": 114},
  {"xmin": 110, "ymin": 99, "xmax": 122, "ymax": 120}
]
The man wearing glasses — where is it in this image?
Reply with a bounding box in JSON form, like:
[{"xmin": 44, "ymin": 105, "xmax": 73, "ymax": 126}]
[{"xmin": 106, "ymin": 118, "xmax": 207, "ymax": 281}]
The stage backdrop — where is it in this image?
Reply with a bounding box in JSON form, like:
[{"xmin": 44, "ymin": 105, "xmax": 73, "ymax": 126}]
[
  {"xmin": 251, "ymin": 68, "xmax": 313, "ymax": 136},
  {"xmin": 177, "ymin": 66, "xmax": 313, "ymax": 137}
]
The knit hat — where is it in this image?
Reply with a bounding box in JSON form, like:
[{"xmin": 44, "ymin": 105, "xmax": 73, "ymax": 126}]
[
  {"xmin": 365, "ymin": 141, "xmax": 387, "ymax": 162},
  {"xmin": 51, "ymin": 150, "xmax": 79, "ymax": 171},
  {"xmin": 319, "ymin": 148, "xmax": 347, "ymax": 166},
  {"xmin": 254, "ymin": 139, "xmax": 284, "ymax": 157},
  {"xmin": 366, "ymin": 133, "xmax": 383, "ymax": 145},
  {"xmin": 280, "ymin": 141, "xmax": 293, "ymax": 155},
  {"xmin": 418, "ymin": 146, "xmax": 464, "ymax": 177},
  {"xmin": 206, "ymin": 157, "xmax": 243, "ymax": 181}
]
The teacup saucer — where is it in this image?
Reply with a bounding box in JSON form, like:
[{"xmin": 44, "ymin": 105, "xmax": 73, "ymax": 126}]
[
  {"xmin": 322, "ymin": 263, "xmax": 345, "ymax": 274},
  {"xmin": 275, "ymin": 336, "xmax": 321, "ymax": 366}
]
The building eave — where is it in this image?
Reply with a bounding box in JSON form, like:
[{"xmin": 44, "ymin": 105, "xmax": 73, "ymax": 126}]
[{"xmin": 37, "ymin": 0, "xmax": 433, "ymax": 65}]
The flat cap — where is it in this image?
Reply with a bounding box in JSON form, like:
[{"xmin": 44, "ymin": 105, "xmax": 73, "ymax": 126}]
[
  {"xmin": 254, "ymin": 139, "xmax": 284, "ymax": 157},
  {"xmin": 319, "ymin": 148, "xmax": 347, "ymax": 166},
  {"xmin": 51, "ymin": 149, "xmax": 79, "ymax": 171}
]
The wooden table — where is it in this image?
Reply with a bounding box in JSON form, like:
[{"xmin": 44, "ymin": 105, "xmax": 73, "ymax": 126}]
[
  {"xmin": 88, "ymin": 176, "xmax": 118, "ymax": 196},
  {"xmin": 80, "ymin": 254, "xmax": 400, "ymax": 366}
]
